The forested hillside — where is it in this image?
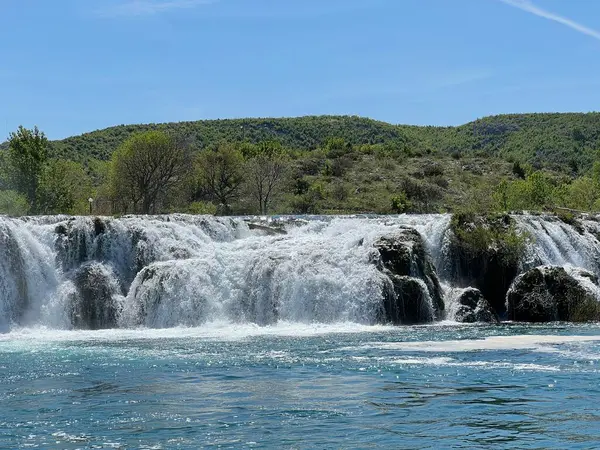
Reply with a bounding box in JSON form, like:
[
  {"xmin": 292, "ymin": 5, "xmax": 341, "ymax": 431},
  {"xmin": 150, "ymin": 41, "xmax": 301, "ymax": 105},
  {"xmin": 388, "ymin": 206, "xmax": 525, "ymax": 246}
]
[
  {"xmin": 48, "ymin": 116, "xmax": 415, "ymax": 162},
  {"xmin": 2, "ymin": 112, "xmax": 600, "ymax": 217},
  {"xmin": 43, "ymin": 112, "xmax": 600, "ymax": 174}
]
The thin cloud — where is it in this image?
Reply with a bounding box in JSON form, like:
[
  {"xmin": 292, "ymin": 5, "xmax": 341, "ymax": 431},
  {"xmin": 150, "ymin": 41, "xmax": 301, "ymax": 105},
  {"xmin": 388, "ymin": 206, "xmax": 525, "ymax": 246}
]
[
  {"xmin": 97, "ymin": 0, "xmax": 216, "ymax": 18},
  {"xmin": 499, "ymin": 0, "xmax": 600, "ymax": 41}
]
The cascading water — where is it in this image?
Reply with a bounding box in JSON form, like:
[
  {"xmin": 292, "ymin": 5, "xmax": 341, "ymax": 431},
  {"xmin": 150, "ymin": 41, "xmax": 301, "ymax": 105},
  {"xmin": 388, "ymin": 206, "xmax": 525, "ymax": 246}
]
[
  {"xmin": 515, "ymin": 214, "xmax": 600, "ymax": 271},
  {"xmin": 0, "ymin": 214, "xmax": 451, "ymax": 330},
  {"xmin": 1, "ymin": 212, "xmax": 600, "ymax": 330}
]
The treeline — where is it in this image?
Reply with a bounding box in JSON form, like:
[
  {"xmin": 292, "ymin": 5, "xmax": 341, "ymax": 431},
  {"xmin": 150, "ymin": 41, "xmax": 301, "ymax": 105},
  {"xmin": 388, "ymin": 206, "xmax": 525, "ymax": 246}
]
[
  {"xmin": 46, "ymin": 116, "xmax": 414, "ymax": 162},
  {"xmin": 7, "ymin": 113, "xmax": 596, "ymax": 176},
  {"xmin": 3, "ymin": 115, "xmax": 600, "ymax": 217},
  {"xmin": 0, "ymin": 127, "xmax": 291, "ymax": 215}
]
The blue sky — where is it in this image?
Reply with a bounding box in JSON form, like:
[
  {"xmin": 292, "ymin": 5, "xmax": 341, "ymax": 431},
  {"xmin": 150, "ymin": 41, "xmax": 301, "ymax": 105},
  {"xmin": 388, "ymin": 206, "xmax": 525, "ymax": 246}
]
[{"xmin": 1, "ymin": 0, "xmax": 600, "ymax": 139}]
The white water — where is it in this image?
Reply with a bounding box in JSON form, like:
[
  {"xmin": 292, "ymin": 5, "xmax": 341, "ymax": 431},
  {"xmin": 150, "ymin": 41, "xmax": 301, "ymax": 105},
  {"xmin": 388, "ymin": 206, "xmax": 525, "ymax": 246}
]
[
  {"xmin": 515, "ymin": 214, "xmax": 600, "ymax": 271},
  {"xmin": 1, "ymin": 213, "xmax": 600, "ymax": 331},
  {"xmin": 0, "ymin": 214, "xmax": 451, "ymax": 330}
]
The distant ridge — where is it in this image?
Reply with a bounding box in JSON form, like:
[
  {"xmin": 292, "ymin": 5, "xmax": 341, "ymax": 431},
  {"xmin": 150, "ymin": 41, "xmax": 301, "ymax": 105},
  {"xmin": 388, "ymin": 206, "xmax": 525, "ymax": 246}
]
[{"xmin": 6, "ymin": 112, "xmax": 600, "ymax": 171}]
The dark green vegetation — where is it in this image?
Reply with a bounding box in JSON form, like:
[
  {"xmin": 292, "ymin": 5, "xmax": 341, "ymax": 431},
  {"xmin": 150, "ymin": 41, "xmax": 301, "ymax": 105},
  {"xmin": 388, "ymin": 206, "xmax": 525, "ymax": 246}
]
[
  {"xmin": 447, "ymin": 213, "xmax": 529, "ymax": 315},
  {"xmin": 3, "ymin": 112, "xmax": 600, "ymax": 215}
]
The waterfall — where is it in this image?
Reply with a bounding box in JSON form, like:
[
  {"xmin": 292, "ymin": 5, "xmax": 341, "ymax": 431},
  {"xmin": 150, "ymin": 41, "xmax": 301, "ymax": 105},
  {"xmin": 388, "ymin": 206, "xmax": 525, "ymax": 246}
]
[
  {"xmin": 1, "ymin": 212, "xmax": 599, "ymax": 330},
  {"xmin": 514, "ymin": 214, "xmax": 600, "ymax": 272}
]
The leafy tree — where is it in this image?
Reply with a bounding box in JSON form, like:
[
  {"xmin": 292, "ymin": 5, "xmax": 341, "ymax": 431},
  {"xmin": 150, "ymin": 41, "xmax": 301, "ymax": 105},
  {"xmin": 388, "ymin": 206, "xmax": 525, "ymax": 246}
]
[
  {"xmin": 195, "ymin": 144, "xmax": 244, "ymax": 214},
  {"xmin": 188, "ymin": 201, "xmax": 217, "ymax": 215},
  {"xmin": 6, "ymin": 126, "xmax": 49, "ymax": 212},
  {"xmin": 0, "ymin": 190, "xmax": 29, "ymax": 216},
  {"xmin": 324, "ymin": 137, "xmax": 351, "ymax": 158},
  {"xmin": 291, "ymin": 182, "xmax": 325, "ymax": 214},
  {"xmin": 390, "ymin": 192, "xmax": 412, "ymax": 213},
  {"xmin": 527, "ymin": 171, "xmax": 553, "ymax": 208},
  {"xmin": 563, "ymin": 177, "xmax": 598, "ymax": 211},
  {"xmin": 37, "ymin": 160, "xmax": 92, "ymax": 214},
  {"xmin": 110, "ymin": 131, "xmax": 191, "ymax": 214},
  {"xmin": 493, "ymin": 179, "xmax": 510, "ymax": 211},
  {"xmin": 244, "ymin": 141, "xmax": 288, "ymax": 214}
]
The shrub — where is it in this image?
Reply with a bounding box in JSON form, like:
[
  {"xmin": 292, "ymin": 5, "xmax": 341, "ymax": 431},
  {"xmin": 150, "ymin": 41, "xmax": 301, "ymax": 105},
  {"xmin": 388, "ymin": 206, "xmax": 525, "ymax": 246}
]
[
  {"xmin": 0, "ymin": 190, "xmax": 29, "ymax": 216},
  {"xmin": 450, "ymin": 212, "xmax": 529, "ymax": 266},
  {"xmin": 390, "ymin": 192, "xmax": 412, "ymax": 213},
  {"xmin": 512, "ymin": 161, "xmax": 526, "ymax": 179},
  {"xmin": 188, "ymin": 201, "xmax": 217, "ymax": 215}
]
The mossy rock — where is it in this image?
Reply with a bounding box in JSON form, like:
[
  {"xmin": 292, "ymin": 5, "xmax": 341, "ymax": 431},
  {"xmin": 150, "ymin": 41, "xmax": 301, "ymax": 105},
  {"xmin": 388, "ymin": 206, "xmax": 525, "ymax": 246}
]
[
  {"xmin": 507, "ymin": 266, "xmax": 600, "ymax": 322},
  {"xmin": 446, "ymin": 213, "xmax": 528, "ymax": 316}
]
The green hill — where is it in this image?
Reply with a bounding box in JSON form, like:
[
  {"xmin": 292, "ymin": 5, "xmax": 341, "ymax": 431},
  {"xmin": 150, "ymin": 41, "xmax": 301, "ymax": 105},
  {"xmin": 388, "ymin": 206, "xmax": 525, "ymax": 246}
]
[
  {"xmin": 49, "ymin": 116, "xmax": 416, "ymax": 161},
  {"xmin": 44, "ymin": 112, "xmax": 600, "ymax": 174},
  {"xmin": 2, "ymin": 112, "xmax": 600, "ymax": 216}
]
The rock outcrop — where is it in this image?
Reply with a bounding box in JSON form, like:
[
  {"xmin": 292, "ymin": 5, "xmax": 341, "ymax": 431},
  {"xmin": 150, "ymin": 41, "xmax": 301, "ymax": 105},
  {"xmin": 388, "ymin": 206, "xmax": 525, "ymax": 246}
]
[
  {"xmin": 506, "ymin": 266, "xmax": 600, "ymax": 322},
  {"xmin": 453, "ymin": 288, "xmax": 499, "ymax": 323},
  {"xmin": 373, "ymin": 228, "xmax": 443, "ymax": 324},
  {"xmin": 445, "ymin": 213, "xmax": 526, "ymax": 316},
  {"xmin": 71, "ymin": 262, "xmax": 120, "ymax": 329}
]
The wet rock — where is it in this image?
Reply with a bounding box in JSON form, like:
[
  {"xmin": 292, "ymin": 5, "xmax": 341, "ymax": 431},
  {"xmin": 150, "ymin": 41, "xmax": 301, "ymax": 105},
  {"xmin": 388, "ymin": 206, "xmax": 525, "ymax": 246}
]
[
  {"xmin": 55, "ymin": 223, "xmax": 68, "ymax": 235},
  {"xmin": 507, "ymin": 266, "xmax": 600, "ymax": 322},
  {"xmin": 247, "ymin": 223, "xmax": 287, "ymax": 235},
  {"xmin": 374, "ymin": 228, "xmax": 443, "ymax": 324},
  {"xmin": 454, "ymin": 288, "xmax": 499, "ymax": 323},
  {"xmin": 383, "ymin": 276, "xmax": 435, "ymax": 325},
  {"xmin": 445, "ymin": 213, "xmax": 526, "ymax": 316},
  {"xmin": 93, "ymin": 217, "xmax": 107, "ymax": 236},
  {"xmin": 71, "ymin": 262, "xmax": 119, "ymax": 329},
  {"xmin": 127, "ymin": 261, "xmax": 213, "ymax": 328}
]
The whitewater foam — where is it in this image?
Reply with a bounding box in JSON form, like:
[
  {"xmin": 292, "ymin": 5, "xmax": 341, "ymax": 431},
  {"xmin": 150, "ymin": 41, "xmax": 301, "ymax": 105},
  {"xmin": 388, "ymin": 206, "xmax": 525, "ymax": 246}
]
[
  {"xmin": 359, "ymin": 334, "xmax": 600, "ymax": 353},
  {"xmin": 0, "ymin": 322, "xmax": 396, "ymax": 344},
  {"xmin": 2, "ymin": 213, "xmax": 600, "ymax": 330}
]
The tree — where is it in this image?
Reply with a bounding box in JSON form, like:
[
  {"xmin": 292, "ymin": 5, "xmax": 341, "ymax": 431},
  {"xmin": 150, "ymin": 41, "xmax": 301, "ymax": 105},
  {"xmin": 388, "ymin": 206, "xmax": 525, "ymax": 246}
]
[
  {"xmin": 0, "ymin": 190, "xmax": 29, "ymax": 216},
  {"xmin": 195, "ymin": 144, "xmax": 244, "ymax": 214},
  {"xmin": 527, "ymin": 171, "xmax": 553, "ymax": 208},
  {"xmin": 564, "ymin": 177, "xmax": 598, "ymax": 211},
  {"xmin": 493, "ymin": 179, "xmax": 510, "ymax": 211},
  {"xmin": 324, "ymin": 137, "xmax": 351, "ymax": 158},
  {"xmin": 244, "ymin": 141, "xmax": 287, "ymax": 215},
  {"xmin": 390, "ymin": 192, "xmax": 412, "ymax": 213},
  {"xmin": 37, "ymin": 160, "xmax": 92, "ymax": 214},
  {"xmin": 110, "ymin": 131, "xmax": 191, "ymax": 214},
  {"xmin": 6, "ymin": 126, "xmax": 49, "ymax": 212}
]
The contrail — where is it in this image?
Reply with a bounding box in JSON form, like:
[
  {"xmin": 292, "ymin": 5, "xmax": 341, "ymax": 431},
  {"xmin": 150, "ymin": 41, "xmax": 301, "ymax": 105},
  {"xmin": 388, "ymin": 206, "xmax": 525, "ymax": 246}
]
[
  {"xmin": 98, "ymin": 0, "xmax": 217, "ymax": 17},
  {"xmin": 499, "ymin": 0, "xmax": 600, "ymax": 42}
]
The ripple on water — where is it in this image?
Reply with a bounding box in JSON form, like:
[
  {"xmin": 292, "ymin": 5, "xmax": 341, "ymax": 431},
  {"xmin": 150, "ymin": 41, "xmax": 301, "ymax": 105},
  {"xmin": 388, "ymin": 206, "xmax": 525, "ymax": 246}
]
[{"xmin": 0, "ymin": 324, "xmax": 600, "ymax": 448}]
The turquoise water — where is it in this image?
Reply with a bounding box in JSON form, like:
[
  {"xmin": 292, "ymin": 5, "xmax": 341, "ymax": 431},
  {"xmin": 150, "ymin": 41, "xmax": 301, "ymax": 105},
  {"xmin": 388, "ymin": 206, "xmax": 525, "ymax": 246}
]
[{"xmin": 1, "ymin": 323, "xmax": 600, "ymax": 449}]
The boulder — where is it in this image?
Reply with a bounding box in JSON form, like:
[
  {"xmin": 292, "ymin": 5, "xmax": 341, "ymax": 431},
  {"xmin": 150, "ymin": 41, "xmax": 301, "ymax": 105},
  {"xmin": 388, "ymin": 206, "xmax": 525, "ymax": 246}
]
[
  {"xmin": 71, "ymin": 262, "xmax": 119, "ymax": 329},
  {"xmin": 374, "ymin": 228, "xmax": 443, "ymax": 324},
  {"xmin": 453, "ymin": 288, "xmax": 499, "ymax": 323},
  {"xmin": 506, "ymin": 266, "xmax": 600, "ymax": 322},
  {"xmin": 383, "ymin": 276, "xmax": 435, "ymax": 325},
  {"xmin": 126, "ymin": 261, "xmax": 214, "ymax": 328}
]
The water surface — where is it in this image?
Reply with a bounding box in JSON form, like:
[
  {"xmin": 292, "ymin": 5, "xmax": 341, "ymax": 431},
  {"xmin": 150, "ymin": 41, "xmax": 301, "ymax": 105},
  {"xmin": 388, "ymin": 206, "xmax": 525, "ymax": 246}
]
[{"xmin": 2, "ymin": 323, "xmax": 600, "ymax": 449}]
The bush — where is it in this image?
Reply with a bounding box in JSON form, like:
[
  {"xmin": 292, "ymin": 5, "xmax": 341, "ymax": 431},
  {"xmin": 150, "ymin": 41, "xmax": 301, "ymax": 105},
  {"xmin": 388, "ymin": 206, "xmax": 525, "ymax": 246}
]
[
  {"xmin": 450, "ymin": 212, "xmax": 528, "ymax": 266},
  {"xmin": 390, "ymin": 192, "xmax": 411, "ymax": 213},
  {"xmin": 0, "ymin": 190, "xmax": 29, "ymax": 216},
  {"xmin": 330, "ymin": 181, "xmax": 349, "ymax": 202},
  {"xmin": 188, "ymin": 201, "xmax": 217, "ymax": 215},
  {"xmin": 512, "ymin": 161, "xmax": 526, "ymax": 179}
]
